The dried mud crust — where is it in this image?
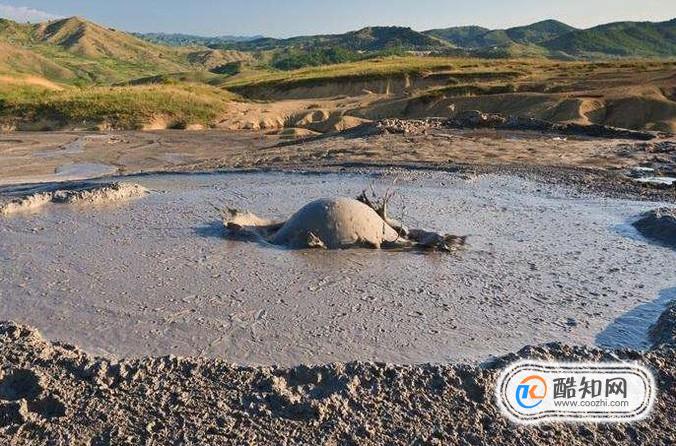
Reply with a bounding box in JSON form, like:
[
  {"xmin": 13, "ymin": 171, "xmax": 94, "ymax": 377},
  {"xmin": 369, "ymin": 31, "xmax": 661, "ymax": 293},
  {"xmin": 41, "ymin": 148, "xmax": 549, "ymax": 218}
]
[
  {"xmin": 0, "ymin": 318, "xmax": 674, "ymax": 445},
  {"xmin": 0, "ymin": 182, "xmax": 148, "ymax": 216}
]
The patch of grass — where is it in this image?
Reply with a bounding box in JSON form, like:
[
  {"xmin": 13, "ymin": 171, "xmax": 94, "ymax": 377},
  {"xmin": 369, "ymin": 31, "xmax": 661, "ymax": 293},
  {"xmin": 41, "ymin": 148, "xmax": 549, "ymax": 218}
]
[
  {"xmin": 221, "ymin": 56, "xmax": 675, "ymax": 97},
  {"xmin": 0, "ymin": 83, "xmax": 233, "ymax": 129},
  {"xmin": 221, "ymin": 56, "xmax": 544, "ymax": 91}
]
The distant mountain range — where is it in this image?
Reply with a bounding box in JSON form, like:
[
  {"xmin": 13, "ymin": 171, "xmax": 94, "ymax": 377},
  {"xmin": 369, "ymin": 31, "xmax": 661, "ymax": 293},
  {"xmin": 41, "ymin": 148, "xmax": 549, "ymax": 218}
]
[
  {"xmin": 0, "ymin": 15, "xmax": 674, "ymax": 86},
  {"xmin": 138, "ymin": 18, "xmax": 675, "ymax": 60},
  {"xmin": 544, "ymin": 19, "xmax": 676, "ymax": 58},
  {"xmin": 220, "ymin": 26, "xmax": 449, "ymax": 52},
  {"xmin": 426, "ymin": 18, "xmax": 676, "ymax": 58},
  {"xmin": 135, "ymin": 32, "xmax": 264, "ymax": 47}
]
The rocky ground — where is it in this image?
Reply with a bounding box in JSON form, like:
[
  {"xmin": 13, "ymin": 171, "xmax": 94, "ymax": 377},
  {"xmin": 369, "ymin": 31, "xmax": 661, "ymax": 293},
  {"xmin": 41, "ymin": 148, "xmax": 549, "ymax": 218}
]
[{"xmin": 0, "ymin": 317, "xmax": 674, "ymax": 446}]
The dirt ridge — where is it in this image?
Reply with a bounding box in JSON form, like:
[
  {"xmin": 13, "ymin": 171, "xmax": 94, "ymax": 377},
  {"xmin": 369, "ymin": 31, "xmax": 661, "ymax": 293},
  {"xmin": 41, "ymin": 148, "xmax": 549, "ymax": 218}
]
[{"xmin": 0, "ymin": 318, "xmax": 673, "ymax": 445}]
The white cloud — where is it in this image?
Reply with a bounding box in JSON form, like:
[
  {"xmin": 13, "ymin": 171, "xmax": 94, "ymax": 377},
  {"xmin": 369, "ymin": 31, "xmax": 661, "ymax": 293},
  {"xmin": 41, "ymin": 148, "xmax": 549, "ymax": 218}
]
[{"xmin": 0, "ymin": 3, "xmax": 62, "ymax": 23}]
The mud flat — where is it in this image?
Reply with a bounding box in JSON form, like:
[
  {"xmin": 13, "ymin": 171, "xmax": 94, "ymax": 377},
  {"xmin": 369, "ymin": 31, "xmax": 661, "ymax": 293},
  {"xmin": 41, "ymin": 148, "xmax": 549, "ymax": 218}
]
[{"xmin": 0, "ymin": 170, "xmax": 674, "ymax": 365}]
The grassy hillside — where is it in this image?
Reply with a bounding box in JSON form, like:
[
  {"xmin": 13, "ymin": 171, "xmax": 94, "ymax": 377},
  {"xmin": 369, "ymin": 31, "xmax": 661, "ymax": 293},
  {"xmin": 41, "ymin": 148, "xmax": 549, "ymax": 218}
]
[
  {"xmin": 2, "ymin": 15, "xmax": 673, "ymax": 88},
  {"xmin": 424, "ymin": 26, "xmax": 490, "ymax": 48},
  {"xmin": 228, "ymin": 26, "xmax": 449, "ymax": 52},
  {"xmin": 1, "ymin": 56, "xmax": 674, "ymax": 131},
  {"xmin": 219, "ymin": 56, "xmax": 466, "ymax": 89},
  {"xmin": 425, "ymin": 20, "xmax": 576, "ymax": 48},
  {"xmin": 0, "ymin": 81, "xmax": 233, "ymax": 130},
  {"xmin": 0, "ymin": 17, "xmax": 250, "ymax": 84},
  {"xmin": 426, "ymin": 19, "xmax": 675, "ymax": 59},
  {"xmin": 504, "ymin": 20, "xmax": 577, "ymax": 44},
  {"xmin": 544, "ymin": 19, "xmax": 676, "ymax": 58}
]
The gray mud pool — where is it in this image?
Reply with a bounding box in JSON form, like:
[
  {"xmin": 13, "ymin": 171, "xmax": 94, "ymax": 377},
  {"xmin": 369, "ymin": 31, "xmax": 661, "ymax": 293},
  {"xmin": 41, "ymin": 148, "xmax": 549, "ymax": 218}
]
[{"xmin": 0, "ymin": 170, "xmax": 674, "ymax": 365}]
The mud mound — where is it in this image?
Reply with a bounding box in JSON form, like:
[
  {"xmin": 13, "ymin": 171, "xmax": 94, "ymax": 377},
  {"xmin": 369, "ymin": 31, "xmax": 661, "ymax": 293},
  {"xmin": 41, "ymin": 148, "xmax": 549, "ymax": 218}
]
[
  {"xmin": 651, "ymin": 300, "xmax": 676, "ymax": 347},
  {"xmin": 0, "ymin": 193, "xmax": 53, "ymax": 216},
  {"xmin": 0, "ymin": 320, "xmax": 674, "ymax": 445},
  {"xmin": 633, "ymin": 208, "xmax": 676, "ymax": 248},
  {"xmin": 272, "ymin": 198, "xmax": 399, "ymax": 249},
  {"xmin": 275, "ymin": 128, "xmax": 321, "ymax": 139},
  {"xmin": 224, "ymin": 198, "xmax": 400, "ymax": 249},
  {"xmin": 0, "ymin": 182, "xmax": 148, "ymax": 216},
  {"xmin": 223, "ymin": 197, "xmax": 466, "ymax": 251}
]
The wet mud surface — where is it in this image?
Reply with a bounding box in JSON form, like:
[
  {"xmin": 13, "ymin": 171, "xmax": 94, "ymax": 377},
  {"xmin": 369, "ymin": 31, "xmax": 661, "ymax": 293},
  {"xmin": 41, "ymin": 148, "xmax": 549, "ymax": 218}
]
[{"xmin": 1, "ymin": 170, "xmax": 674, "ymax": 365}]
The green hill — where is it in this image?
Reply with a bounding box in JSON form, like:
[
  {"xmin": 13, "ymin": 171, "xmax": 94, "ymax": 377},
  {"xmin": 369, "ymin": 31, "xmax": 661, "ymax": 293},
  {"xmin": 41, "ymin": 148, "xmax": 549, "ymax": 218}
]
[
  {"xmin": 544, "ymin": 19, "xmax": 676, "ymax": 58},
  {"xmin": 425, "ymin": 20, "xmax": 576, "ymax": 48},
  {"xmin": 230, "ymin": 26, "xmax": 449, "ymax": 52},
  {"xmin": 0, "ymin": 17, "xmax": 250, "ymax": 84},
  {"xmin": 424, "ymin": 26, "xmax": 490, "ymax": 48},
  {"xmin": 504, "ymin": 20, "xmax": 577, "ymax": 44},
  {"xmin": 425, "ymin": 19, "xmax": 676, "ymax": 59}
]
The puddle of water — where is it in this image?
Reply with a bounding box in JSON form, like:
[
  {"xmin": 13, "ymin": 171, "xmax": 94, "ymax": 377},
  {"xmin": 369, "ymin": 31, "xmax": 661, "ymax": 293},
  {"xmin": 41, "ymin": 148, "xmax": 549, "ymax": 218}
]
[
  {"xmin": 35, "ymin": 135, "xmax": 115, "ymax": 158},
  {"xmin": 36, "ymin": 138, "xmax": 85, "ymax": 157},
  {"xmin": 54, "ymin": 162, "xmax": 117, "ymax": 178},
  {"xmin": 0, "ymin": 162, "xmax": 118, "ymax": 186}
]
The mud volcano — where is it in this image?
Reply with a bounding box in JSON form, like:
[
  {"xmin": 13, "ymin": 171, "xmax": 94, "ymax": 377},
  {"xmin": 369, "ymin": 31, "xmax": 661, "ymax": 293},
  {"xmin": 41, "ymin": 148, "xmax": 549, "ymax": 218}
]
[
  {"xmin": 272, "ymin": 198, "xmax": 399, "ymax": 249},
  {"xmin": 223, "ymin": 197, "xmax": 465, "ymax": 251}
]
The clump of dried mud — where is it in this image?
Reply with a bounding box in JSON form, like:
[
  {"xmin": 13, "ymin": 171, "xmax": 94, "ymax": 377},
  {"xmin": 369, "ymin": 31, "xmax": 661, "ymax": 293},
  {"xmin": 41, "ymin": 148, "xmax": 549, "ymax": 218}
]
[
  {"xmin": 633, "ymin": 208, "xmax": 676, "ymax": 248},
  {"xmin": 346, "ymin": 112, "xmax": 663, "ymax": 140},
  {"xmin": 223, "ymin": 197, "xmax": 465, "ymax": 251},
  {"xmin": 0, "ymin": 315, "xmax": 674, "ymax": 445},
  {"xmin": 0, "ymin": 182, "xmax": 148, "ymax": 216}
]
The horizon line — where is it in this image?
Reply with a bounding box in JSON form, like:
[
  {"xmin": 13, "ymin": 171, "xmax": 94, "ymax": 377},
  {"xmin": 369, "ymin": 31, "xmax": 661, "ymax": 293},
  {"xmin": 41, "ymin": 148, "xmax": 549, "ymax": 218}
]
[{"xmin": 2, "ymin": 14, "xmax": 674, "ymax": 40}]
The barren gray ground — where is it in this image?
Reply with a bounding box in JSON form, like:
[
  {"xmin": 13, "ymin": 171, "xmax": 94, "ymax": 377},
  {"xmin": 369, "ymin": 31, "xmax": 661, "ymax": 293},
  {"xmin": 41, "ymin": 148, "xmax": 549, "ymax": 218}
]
[
  {"xmin": 1, "ymin": 170, "xmax": 673, "ymax": 365},
  {"xmin": 0, "ymin": 321, "xmax": 674, "ymax": 446}
]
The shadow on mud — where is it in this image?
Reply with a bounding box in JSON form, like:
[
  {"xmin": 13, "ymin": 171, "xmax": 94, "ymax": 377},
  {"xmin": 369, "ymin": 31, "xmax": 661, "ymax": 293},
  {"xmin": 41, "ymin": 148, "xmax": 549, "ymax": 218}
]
[
  {"xmin": 596, "ymin": 287, "xmax": 676, "ymax": 350},
  {"xmin": 193, "ymin": 220, "xmax": 227, "ymax": 239}
]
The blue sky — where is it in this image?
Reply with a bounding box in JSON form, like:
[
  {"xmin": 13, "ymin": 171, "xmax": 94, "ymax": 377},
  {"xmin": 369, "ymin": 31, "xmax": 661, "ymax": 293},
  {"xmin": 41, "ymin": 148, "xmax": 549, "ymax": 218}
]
[{"xmin": 0, "ymin": 1, "xmax": 674, "ymax": 37}]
